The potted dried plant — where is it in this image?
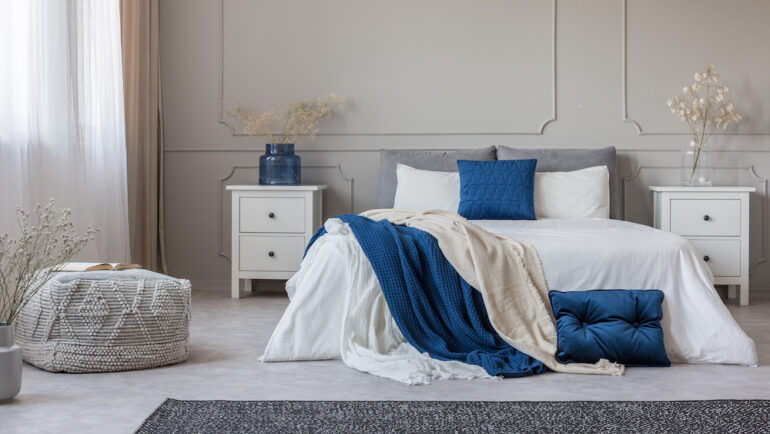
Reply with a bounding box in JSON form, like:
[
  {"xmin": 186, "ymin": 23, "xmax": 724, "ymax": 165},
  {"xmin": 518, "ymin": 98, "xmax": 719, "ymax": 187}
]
[
  {"xmin": 227, "ymin": 94, "xmax": 344, "ymax": 185},
  {"xmin": 0, "ymin": 200, "xmax": 95, "ymax": 403},
  {"xmin": 667, "ymin": 65, "xmax": 742, "ymax": 186}
]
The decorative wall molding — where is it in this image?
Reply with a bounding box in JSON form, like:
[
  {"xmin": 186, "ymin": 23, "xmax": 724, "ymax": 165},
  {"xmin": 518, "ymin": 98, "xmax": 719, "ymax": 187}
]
[
  {"xmin": 621, "ymin": 164, "xmax": 767, "ymax": 273},
  {"xmin": 619, "ymin": 163, "xmax": 675, "ymax": 221},
  {"xmin": 536, "ymin": 0, "xmax": 558, "ymax": 135},
  {"xmin": 218, "ymin": 0, "xmax": 558, "ymax": 137},
  {"xmin": 217, "ymin": 164, "xmax": 354, "ymax": 261},
  {"xmin": 217, "ymin": 0, "xmax": 238, "ymax": 135},
  {"xmin": 621, "ymin": 0, "xmax": 770, "ymax": 136},
  {"xmin": 620, "ymin": 0, "xmax": 642, "ymax": 135},
  {"xmin": 164, "ymin": 146, "xmax": 770, "ymax": 153},
  {"xmin": 748, "ymin": 165, "xmax": 768, "ymax": 273}
]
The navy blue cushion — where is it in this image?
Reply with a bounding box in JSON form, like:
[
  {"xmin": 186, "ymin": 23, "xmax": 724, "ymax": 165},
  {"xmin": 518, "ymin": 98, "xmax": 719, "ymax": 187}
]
[
  {"xmin": 456, "ymin": 159, "xmax": 537, "ymax": 220},
  {"xmin": 549, "ymin": 290, "xmax": 670, "ymax": 367}
]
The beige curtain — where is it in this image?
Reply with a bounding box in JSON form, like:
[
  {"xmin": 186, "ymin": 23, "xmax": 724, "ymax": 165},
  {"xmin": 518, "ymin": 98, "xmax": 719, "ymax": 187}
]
[{"xmin": 120, "ymin": 0, "xmax": 167, "ymax": 273}]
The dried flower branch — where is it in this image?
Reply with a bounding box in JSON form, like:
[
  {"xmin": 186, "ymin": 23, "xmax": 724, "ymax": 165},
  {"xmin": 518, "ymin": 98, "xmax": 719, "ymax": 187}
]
[
  {"xmin": 226, "ymin": 94, "xmax": 344, "ymax": 144},
  {"xmin": 0, "ymin": 200, "xmax": 96, "ymax": 325},
  {"xmin": 667, "ymin": 65, "xmax": 742, "ymax": 184}
]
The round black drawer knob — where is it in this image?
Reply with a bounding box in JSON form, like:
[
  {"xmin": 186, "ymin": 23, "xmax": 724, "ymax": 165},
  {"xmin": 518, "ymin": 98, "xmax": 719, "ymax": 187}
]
[
  {"xmin": 703, "ymin": 215, "xmax": 711, "ymax": 221},
  {"xmin": 268, "ymin": 251, "xmax": 275, "ymax": 258},
  {"xmin": 268, "ymin": 212, "xmax": 275, "ymax": 219},
  {"xmin": 703, "ymin": 255, "xmax": 710, "ymax": 262}
]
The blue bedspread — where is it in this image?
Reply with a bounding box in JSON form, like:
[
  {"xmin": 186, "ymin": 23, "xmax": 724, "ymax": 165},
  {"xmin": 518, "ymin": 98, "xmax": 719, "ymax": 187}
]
[{"xmin": 307, "ymin": 215, "xmax": 546, "ymax": 377}]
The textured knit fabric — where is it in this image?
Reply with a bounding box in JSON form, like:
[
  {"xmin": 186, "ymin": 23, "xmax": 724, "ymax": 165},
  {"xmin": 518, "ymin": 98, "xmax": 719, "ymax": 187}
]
[
  {"xmin": 457, "ymin": 159, "xmax": 537, "ymax": 220},
  {"xmin": 549, "ymin": 290, "xmax": 670, "ymax": 367},
  {"xmin": 137, "ymin": 399, "xmax": 770, "ymax": 434},
  {"xmin": 308, "ymin": 214, "xmax": 546, "ymax": 377},
  {"xmin": 14, "ymin": 269, "xmax": 190, "ymax": 373}
]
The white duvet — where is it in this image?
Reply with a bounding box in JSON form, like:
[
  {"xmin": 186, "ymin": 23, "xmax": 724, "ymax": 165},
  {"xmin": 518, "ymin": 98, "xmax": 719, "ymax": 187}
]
[{"xmin": 261, "ymin": 218, "xmax": 757, "ymax": 384}]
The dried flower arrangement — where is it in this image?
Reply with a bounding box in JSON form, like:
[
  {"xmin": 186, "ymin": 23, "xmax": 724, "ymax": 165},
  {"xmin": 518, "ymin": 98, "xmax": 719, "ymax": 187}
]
[
  {"xmin": 0, "ymin": 200, "xmax": 95, "ymax": 325},
  {"xmin": 227, "ymin": 94, "xmax": 344, "ymax": 144},
  {"xmin": 667, "ymin": 65, "xmax": 742, "ymax": 184}
]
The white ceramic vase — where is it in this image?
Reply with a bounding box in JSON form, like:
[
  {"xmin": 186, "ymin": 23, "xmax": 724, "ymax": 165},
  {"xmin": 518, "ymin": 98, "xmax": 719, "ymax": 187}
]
[{"xmin": 0, "ymin": 323, "xmax": 22, "ymax": 403}]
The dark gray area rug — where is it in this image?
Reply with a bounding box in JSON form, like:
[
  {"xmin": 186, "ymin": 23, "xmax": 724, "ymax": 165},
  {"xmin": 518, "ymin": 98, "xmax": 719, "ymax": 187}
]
[{"xmin": 136, "ymin": 399, "xmax": 770, "ymax": 433}]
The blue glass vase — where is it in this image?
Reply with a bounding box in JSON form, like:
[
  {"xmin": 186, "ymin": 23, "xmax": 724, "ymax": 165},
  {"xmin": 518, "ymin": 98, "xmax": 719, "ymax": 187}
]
[{"xmin": 259, "ymin": 143, "xmax": 301, "ymax": 185}]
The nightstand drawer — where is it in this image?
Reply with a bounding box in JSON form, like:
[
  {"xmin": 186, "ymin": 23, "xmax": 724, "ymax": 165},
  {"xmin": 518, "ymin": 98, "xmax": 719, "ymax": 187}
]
[
  {"xmin": 670, "ymin": 199, "xmax": 740, "ymax": 236},
  {"xmin": 651, "ymin": 186, "xmax": 753, "ymax": 305},
  {"xmin": 239, "ymin": 197, "xmax": 305, "ymax": 233},
  {"xmin": 688, "ymin": 238, "xmax": 741, "ymax": 277},
  {"xmin": 239, "ymin": 235, "xmax": 305, "ymax": 272}
]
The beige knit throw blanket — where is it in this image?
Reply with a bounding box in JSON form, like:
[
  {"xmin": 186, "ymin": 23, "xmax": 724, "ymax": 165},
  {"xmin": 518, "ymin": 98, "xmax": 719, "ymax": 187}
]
[{"xmin": 362, "ymin": 209, "xmax": 624, "ymax": 376}]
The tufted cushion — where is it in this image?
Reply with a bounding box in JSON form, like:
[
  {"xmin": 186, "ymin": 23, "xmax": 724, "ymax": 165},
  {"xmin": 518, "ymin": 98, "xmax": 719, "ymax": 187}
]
[
  {"xmin": 457, "ymin": 159, "xmax": 537, "ymax": 220},
  {"xmin": 549, "ymin": 289, "xmax": 670, "ymax": 367}
]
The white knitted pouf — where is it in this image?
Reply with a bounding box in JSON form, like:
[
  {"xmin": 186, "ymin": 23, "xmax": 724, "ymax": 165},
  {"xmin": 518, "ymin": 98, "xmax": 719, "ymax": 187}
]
[{"xmin": 15, "ymin": 270, "xmax": 191, "ymax": 373}]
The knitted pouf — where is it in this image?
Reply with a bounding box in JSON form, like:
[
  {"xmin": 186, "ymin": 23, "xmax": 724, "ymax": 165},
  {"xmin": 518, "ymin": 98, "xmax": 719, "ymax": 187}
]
[{"xmin": 15, "ymin": 269, "xmax": 191, "ymax": 373}]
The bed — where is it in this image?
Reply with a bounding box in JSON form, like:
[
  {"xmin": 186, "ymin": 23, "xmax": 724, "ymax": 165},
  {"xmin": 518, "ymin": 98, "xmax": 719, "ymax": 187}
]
[{"xmin": 261, "ymin": 146, "xmax": 758, "ymax": 384}]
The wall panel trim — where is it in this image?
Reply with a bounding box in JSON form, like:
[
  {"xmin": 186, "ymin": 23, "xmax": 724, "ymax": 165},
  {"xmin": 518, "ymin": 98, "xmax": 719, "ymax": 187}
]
[
  {"xmin": 218, "ymin": 0, "xmax": 558, "ymax": 137},
  {"xmin": 164, "ymin": 147, "xmax": 770, "ymax": 153},
  {"xmin": 622, "ymin": 0, "xmax": 770, "ymax": 136}
]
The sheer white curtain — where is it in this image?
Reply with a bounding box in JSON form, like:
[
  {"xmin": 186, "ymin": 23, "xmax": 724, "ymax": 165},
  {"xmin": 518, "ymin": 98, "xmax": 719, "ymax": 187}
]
[{"xmin": 0, "ymin": 0, "xmax": 130, "ymax": 262}]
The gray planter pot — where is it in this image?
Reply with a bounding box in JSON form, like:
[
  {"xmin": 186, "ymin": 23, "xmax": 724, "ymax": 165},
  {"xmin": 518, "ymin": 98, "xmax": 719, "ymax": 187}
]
[{"xmin": 0, "ymin": 323, "xmax": 22, "ymax": 403}]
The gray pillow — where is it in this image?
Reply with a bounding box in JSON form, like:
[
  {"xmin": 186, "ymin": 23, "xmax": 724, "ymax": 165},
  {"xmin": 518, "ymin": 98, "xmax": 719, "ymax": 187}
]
[
  {"xmin": 378, "ymin": 146, "xmax": 497, "ymax": 208},
  {"xmin": 497, "ymin": 146, "xmax": 620, "ymax": 219}
]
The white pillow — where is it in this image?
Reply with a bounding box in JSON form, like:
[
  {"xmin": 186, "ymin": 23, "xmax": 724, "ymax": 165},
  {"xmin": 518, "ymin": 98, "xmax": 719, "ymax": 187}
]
[
  {"xmin": 534, "ymin": 165, "xmax": 610, "ymax": 219},
  {"xmin": 392, "ymin": 163, "xmax": 610, "ymax": 219},
  {"xmin": 393, "ymin": 164, "xmax": 461, "ymax": 212}
]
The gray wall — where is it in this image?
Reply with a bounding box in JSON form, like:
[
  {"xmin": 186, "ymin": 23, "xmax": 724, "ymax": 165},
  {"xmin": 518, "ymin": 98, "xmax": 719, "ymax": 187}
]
[{"xmin": 160, "ymin": 0, "xmax": 770, "ymax": 291}]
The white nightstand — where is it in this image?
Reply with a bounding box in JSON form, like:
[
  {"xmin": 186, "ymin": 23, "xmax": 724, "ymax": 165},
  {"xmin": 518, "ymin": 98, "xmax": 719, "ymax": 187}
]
[
  {"xmin": 650, "ymin": 186, "xmax": 755, "ymax": 305},
  {"xmin": 226, "ymin": 185, "xmax": 326, "ymax": 298}
]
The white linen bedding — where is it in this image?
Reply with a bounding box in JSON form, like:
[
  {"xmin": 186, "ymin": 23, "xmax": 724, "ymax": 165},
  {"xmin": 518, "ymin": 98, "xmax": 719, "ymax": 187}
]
[
  {"xmin": 476, "ymin": 218, "xmax": 756, "ymax": 365},
  {"xmin": 262, "ymin": 218, "xmax": 494, "ymax": 385},
  {"xmin": 261, "ymin": 217, "xmax": 757, "ymax": 383}
]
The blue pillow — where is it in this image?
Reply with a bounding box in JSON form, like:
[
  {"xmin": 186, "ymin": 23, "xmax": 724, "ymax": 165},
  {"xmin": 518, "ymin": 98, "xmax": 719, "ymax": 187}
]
[
  {"xmin": 456, "ymin": 159, "xmax": 537, "ymax": 220},
  {"xmin": 549, "ymin": 289, "xmax": 670, "ymax": 367}
]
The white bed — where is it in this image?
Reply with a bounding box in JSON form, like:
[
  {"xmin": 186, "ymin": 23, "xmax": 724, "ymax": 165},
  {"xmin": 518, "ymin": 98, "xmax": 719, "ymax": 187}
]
[{"xmin": 261, "ymin": 217, "xmax": 757, "ymax": 384}]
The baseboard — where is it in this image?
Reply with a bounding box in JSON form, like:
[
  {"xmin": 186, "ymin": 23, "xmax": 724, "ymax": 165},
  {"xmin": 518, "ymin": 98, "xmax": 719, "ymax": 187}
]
[
  {"xmin": 189, "ymin": 279, "xmax": 289, "ymax": 294},
  {"xmin": 189, "ymin": 280, "xmax": 230, "ymax": 292}
]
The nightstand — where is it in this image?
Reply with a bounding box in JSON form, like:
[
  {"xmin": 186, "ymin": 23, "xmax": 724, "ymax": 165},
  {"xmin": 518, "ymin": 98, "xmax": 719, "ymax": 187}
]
[
  {"xmin": 650, "ymin": 186, "xmax": 755, "ymax": 305},
  {"xmin": 226, "ymin": 185, "xmax": 326, "ymax": 298}
]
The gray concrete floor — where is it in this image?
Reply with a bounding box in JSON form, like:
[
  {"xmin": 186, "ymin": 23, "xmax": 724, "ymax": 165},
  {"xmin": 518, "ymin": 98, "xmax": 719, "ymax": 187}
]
[{"xmin": 1, "ymin": 290, "xmax": 768, "ymax": 434}]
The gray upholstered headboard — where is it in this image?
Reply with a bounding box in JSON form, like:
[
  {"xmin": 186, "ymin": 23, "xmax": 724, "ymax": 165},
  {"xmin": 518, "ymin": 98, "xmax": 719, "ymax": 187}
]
[
  {"xmin": 378, "ymin": 146, "xmax": 497, "ymax": 208},
  {"xmin": 497, "ymin": 146, "xmax": 620, "ymax": 219},
  {"xmin": 378, "ymin": 145, "xmax": 621, "ymax": 219}
]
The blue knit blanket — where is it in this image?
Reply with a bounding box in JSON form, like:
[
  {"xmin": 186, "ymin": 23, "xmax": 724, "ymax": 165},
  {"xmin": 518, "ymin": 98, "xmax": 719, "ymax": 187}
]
[{"xmin": 307, "ymin": 215, "xmax": 546, "ymax": 377}]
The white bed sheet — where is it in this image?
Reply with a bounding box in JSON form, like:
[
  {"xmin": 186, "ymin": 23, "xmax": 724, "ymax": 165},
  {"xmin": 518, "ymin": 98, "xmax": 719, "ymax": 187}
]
[
  {"xmin": 261, "ymin": 218, "xmax": 757, "ymax": 382},
  {"xmin": 261, "ymin": 218, "xmax": 493, "ymax": 385},
  {"xmin": 475, "ymin": 218, "xmax": 756, "ymax": 365}
]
